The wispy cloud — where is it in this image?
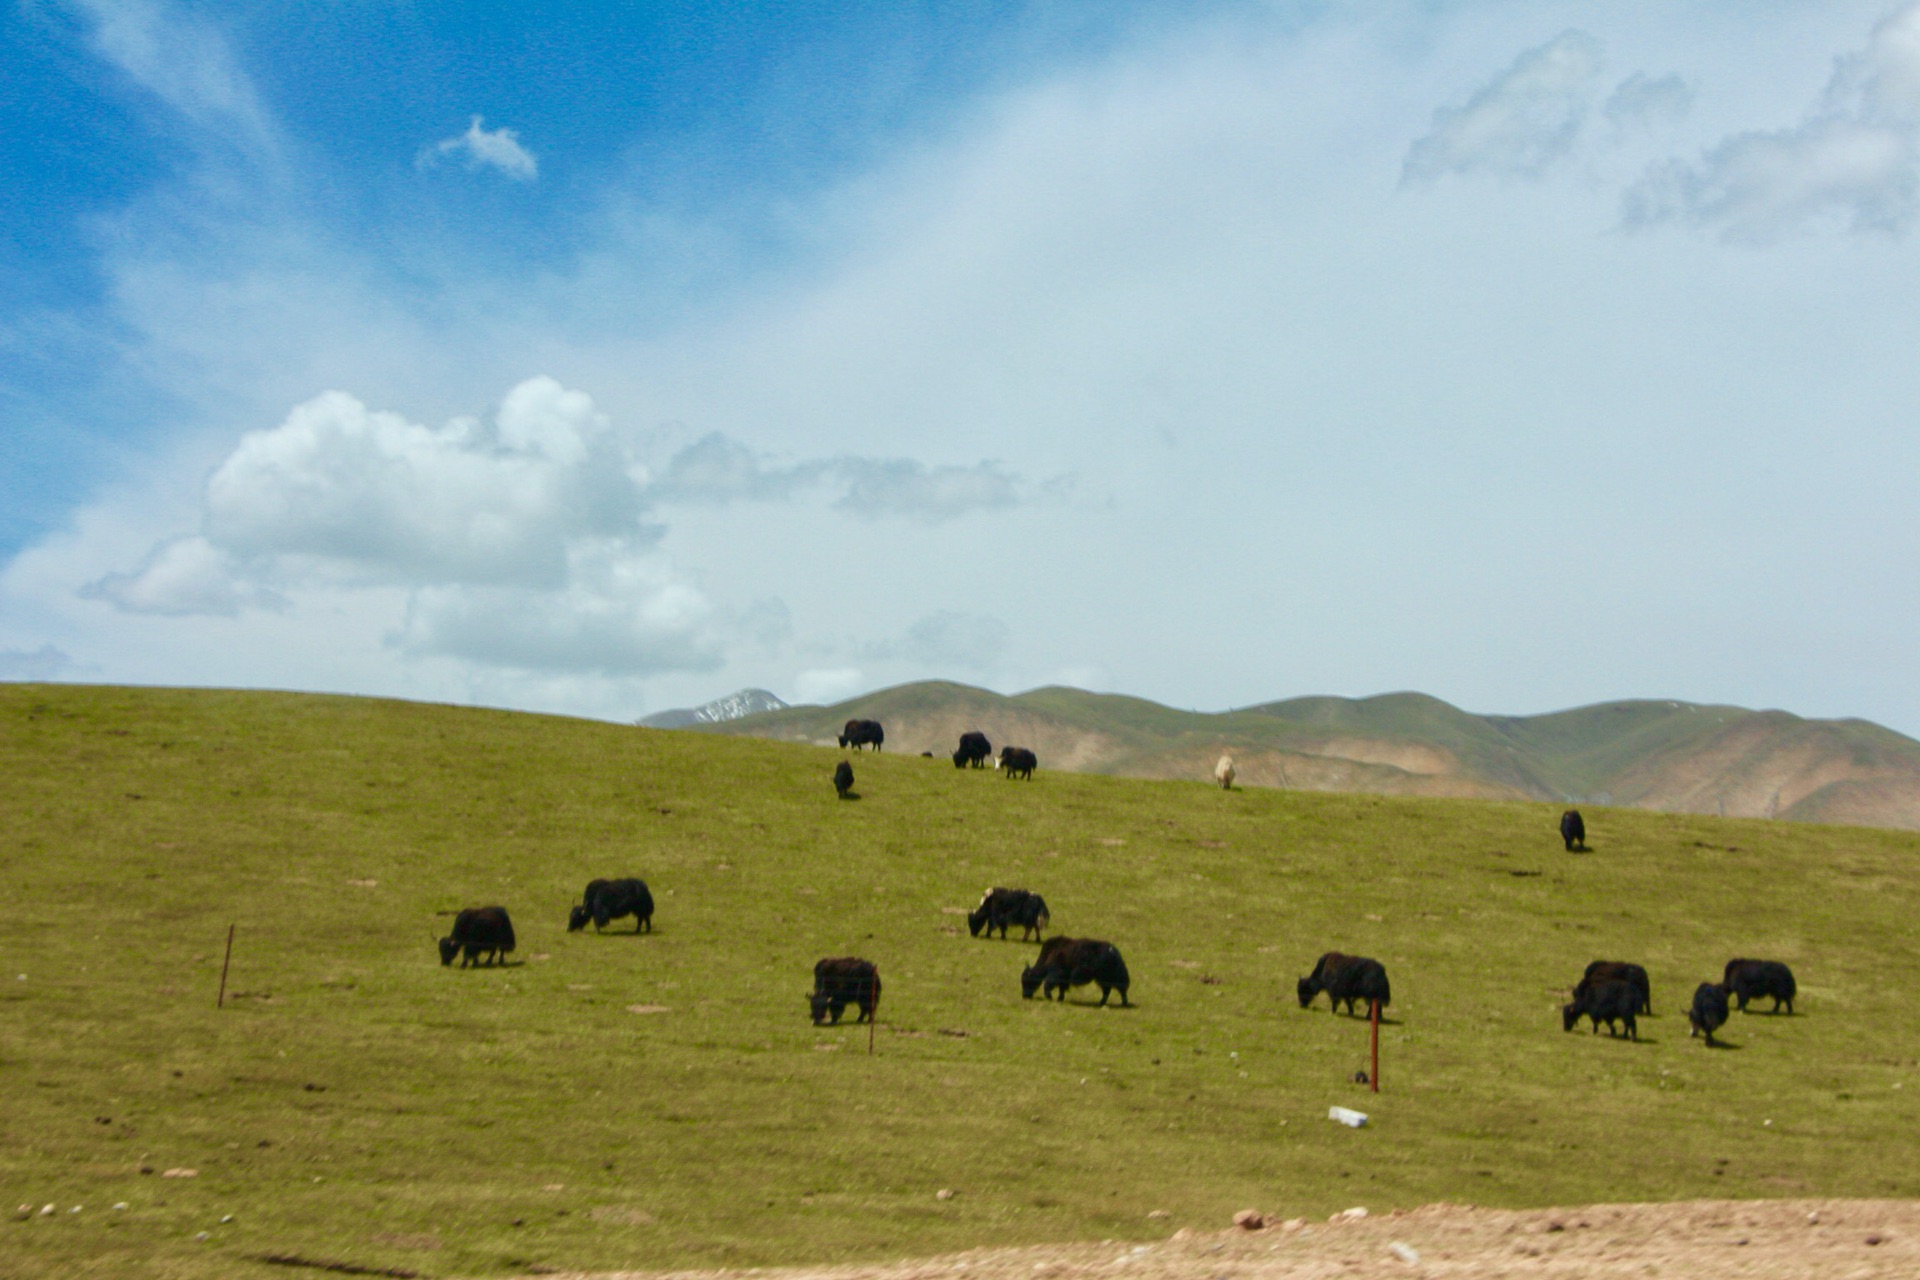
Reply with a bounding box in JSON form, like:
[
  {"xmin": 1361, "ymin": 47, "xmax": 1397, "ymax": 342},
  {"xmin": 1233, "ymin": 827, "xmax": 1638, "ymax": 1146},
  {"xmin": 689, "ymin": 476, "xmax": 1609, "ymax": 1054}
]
[
  {"xmin": 864, "ymin": 610, "xmax": 1008, "ymax": 670},
  {"xmin": 1625, "ymin": 3, "xmax": 1920, "ymax": 240},
  {"xmin": 654, "ymin": 432, "xmax": 1042, "ymax": 524},
  {"xmin": 1402, "ymin": 31, "xmax": 1605, "ymax": 183},
  {"xmin": 419, "ymin": 115, "xmax": 539, "ymax": 181},
  {"xmin": 68, "ymin": 0, "xmax": 275, "ymax": 155}
]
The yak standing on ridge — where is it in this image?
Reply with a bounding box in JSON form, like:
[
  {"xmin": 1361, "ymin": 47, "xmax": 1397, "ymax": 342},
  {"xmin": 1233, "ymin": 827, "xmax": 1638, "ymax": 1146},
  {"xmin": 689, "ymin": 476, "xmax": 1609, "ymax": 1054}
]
[
  {"xmin": 838, "ymin": 720, "xmax": 885, "ymax": 751},
  {"xmin": 953, "ymin": 731, "xmax": 993, "ymax": 768},
  {"xmin": 1560, "ymin": 809, "xmax": 1587, "ymax": 851}
]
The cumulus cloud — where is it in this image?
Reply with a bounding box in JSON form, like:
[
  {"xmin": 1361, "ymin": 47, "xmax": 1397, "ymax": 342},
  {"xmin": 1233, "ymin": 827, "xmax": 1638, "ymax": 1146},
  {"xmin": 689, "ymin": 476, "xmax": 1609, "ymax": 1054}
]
[
  {"xmin": 0, "ymin": 645, "xmax": 76, "ymax": 681},
  {"xmin": 419, "ymin": 115, "xmax": 539, "ymax": 181},
  {"xmin": 196, "ymin": 377, "xmax": 650, "ymax": 589},
  {"xmin": 80, "ymin": 535, "xmax": 283, "ymax": 616},
  {"xmin": 1625, "ymin": 3, "xmax": 1920, "ymax": 239},
  {"xmin": 865, "ymin": 610, "xmax": 1009, "ymax": 670},
  {"xmin": 392, "ymin": 543, "xmax": 721, "ymax": 676},
  {"xmin": 1402, "ymin": 30, "xmax": 1605, "ymax": 183},
  {"xmin": 1603, "ymin": 73, "xmax": 1694, "ymax": 131}
]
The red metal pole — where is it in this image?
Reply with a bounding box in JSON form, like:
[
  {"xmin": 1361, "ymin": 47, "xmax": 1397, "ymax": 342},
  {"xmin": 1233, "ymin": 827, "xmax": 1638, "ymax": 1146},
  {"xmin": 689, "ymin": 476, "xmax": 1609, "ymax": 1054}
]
[
  {"xmin": 217, "ymin": 923, "xmax": 235, "ymax": 1009},
  {"xmin": 1369, "ymin": 999, "xmax": 1380, "ymax": 1093}
]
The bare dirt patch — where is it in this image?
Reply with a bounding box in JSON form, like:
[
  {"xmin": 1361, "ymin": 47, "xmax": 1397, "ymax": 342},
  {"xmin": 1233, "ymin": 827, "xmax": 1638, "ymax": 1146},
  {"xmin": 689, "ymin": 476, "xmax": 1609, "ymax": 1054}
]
[{"xmin": 516, "ymin": 1199, "xmax": 1919, "ymax": 1280}]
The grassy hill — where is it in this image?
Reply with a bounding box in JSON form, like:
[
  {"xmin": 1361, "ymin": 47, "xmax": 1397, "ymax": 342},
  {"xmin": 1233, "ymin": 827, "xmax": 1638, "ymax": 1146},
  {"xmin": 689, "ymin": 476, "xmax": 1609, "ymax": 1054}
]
[
  {"xmin": 5, "ymin": 684, "xmax": 1920, "ymax": 1279},
  {"xmin": 693, "ymin": 682, "xmax": 1920, "ymax": 830}
]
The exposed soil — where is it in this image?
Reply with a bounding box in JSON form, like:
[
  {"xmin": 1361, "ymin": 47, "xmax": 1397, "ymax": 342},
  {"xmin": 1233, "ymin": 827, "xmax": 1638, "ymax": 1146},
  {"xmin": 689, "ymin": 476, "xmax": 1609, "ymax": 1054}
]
[{"xmin": 521, "ymin": 1199, "xmax": 1919, "ymax": 1280}]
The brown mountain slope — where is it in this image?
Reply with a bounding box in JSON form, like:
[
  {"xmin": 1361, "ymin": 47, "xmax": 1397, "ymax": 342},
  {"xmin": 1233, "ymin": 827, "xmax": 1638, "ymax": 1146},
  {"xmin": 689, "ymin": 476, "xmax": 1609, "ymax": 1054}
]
[{"xmin": 679, "ymin": 682, "xmax": 1920, "ymax": 830}]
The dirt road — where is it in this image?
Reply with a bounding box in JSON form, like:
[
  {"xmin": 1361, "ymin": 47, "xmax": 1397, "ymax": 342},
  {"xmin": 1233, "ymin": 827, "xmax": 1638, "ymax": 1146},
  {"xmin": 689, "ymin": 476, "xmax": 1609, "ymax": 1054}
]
[{"xmin": 524, "ymin": 1199, "xmax": 1917, "ymax": 1280}]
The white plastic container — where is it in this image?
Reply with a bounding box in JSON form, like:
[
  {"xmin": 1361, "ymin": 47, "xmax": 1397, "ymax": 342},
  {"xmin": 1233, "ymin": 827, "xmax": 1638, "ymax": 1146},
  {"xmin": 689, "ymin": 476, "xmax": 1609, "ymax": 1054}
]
[{"xmin": 1328, "ymin": 1106, "xmax": 1369, "ymax": 1128}]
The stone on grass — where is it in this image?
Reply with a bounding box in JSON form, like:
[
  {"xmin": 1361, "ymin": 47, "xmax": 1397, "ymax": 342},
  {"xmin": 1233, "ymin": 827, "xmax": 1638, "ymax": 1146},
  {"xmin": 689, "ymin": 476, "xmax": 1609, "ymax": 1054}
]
[
  {"xmin": 162, "ymin": 1168, "xmax": 198, "ymax": 1179},
  {"xmin": 1233, "ymin": 1209, "xmax": 1265, "ymax": 1230},
  {"xmin": 936, "ymin": 1189, "xmax": 955, "ymax": 1201}
]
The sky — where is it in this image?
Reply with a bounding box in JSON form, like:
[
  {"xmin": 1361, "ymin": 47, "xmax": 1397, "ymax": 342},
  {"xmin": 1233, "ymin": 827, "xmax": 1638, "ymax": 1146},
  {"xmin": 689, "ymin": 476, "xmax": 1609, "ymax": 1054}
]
[{"xmin": 3, "ymin": 0, "xmax": 1918, "ymax": 732}]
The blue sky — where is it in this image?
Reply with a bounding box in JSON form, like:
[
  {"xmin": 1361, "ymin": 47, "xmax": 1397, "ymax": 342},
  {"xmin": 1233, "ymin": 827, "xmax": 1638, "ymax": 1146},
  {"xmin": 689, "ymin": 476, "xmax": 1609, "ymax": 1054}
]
[{"xmin": 4, "ymin": 0, "xmax": 1919, "ymax": 734}]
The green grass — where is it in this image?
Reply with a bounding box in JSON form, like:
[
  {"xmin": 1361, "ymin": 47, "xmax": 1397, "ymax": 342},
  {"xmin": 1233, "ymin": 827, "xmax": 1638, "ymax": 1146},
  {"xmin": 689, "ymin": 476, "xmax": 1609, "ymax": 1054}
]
[{"xmin": 4, "ymin": 684, "xmax": 1919, "ymax": 1279}]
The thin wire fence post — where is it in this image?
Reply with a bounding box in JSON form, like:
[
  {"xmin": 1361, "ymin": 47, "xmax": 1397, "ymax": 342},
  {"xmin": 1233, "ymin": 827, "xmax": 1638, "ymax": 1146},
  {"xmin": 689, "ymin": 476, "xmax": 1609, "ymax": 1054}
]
[
  {"xmin": 1369, "ymin": 999, "xmax": 1380, "ymax": 1093},
  {"xmin": 217, "ymin": 924, "xmax": 236, "ymax": 1009}
]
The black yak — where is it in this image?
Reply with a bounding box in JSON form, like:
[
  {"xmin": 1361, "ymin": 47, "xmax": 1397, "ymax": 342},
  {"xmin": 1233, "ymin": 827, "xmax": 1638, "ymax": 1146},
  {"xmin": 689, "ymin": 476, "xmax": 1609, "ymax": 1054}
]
[
  {"xmin": 997, "ymin": 746, "xmax": 1037, "ymax": 780},
  {"xmin": 1578, "ymin": 960, "xmax": 1651, "ymax": 1014},
  {"xmin": 967, "ymin": 887, "xmax": 1050, "ymax": 940},
  {"xmin": 568, "ymin": 878, "xmax": 653, "ymax": 933},
  {"xmin": 834, "ymin": 759, "xmax": 855, "ymax": 799},
  {"xmin": 438, "ymin": 906, "xmax": 515, "ymax": 968},
  {"xmin": 1723, "ymin": 959, "xmax": 1797, "ymax": 1014},
  {"xmin": 1021, "ymin": 937, "xmax": 1129, "ymax": 1006},
  {"xmin": 838, "ymin": 719, "xmax": 885, "ymax": 751},
  {"xmin": 1562, "ymin": 979, "xmax": 1640, "ymax": 1039},
  {"xmin": 952, "ymin": 731, "xmax": 993, "ymax": 769},
  {"xmin": 1560, "ymin": 809, "xmax": 1587, "ymax": 851},
  {"xmin": 1690, "ymin": 982, "xmax": 1730, "ymax": 1045},
  {"xmin": 810, "ymin": 957, "xmax": 881, "ymax": 1024},
  {"xmin": 1296, "ymin": 952, "xmax": 1390, "ymax": 1016}
]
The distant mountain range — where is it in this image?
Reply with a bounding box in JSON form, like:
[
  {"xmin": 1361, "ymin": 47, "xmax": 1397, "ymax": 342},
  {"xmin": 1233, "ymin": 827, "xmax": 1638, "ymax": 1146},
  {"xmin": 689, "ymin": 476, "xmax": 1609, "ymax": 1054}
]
[
  {"xmin": 659, "ymin": 681, "xmax": 1920, "ymax": 831},
  {"xmin": 638, "ymin": 687, "xmax": 789, "ymax": 729}
]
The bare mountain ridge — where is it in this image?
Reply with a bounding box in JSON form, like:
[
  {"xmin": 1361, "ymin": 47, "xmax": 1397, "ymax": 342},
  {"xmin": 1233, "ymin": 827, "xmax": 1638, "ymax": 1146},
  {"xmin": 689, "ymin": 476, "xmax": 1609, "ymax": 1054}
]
[{"xmin": 677, "ymin": 681, "xmax": 1920, "ymax": 831}]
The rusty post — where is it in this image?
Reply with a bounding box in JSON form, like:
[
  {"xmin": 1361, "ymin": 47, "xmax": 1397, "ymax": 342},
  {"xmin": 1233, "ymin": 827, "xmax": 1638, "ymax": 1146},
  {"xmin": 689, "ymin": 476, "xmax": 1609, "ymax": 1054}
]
[{"xmin": 217, "ymin": 923, "xmax": 235, "ymax": 1009}]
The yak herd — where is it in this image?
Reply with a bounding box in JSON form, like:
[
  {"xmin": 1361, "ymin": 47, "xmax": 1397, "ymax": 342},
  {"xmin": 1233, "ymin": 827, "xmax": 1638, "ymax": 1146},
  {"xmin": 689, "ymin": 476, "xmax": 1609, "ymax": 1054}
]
[{"xmin": 438, "ymin": 735, "xmax": 1804, "ymax": 1055}]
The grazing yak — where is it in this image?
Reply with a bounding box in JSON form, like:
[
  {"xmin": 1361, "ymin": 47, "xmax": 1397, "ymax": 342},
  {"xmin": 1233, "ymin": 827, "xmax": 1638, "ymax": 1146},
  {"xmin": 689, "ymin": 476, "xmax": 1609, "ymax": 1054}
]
[
  {"xmin": 1296, "ymin": 952, "xmax": 1391, "ymax": 1016},
  {"xmin": 1723, "ymin": 959, "xmax": 1797, "ymax": 1014},
  {"xmin": 834, "ymin": 759, "xmax": 855, "ymax": 799},
  {"xmin": 838, "ymin": 719, "xmax": 885, "ymax": 751},
  {"xmin": 1560, "ymin": 809, "xmax": 1587, "ymax": 851},
  {"xmin": 1563, "ymin": 978, "xmax": 1640, "ymax": 1039},
  {"xmin": 967, "ymin": 887, "xmax": 1050, "ymax": 941},
  {"xmin": 997, "ymin": 746, "xmax": 1038, "ymax": 780},
  {"xmin": 1690, "ymin": 982, "xmax": 1731, "ymax": 1045},
  {"xmin": 1578, "ymin": 960, "xmax": 1652, "ymax": 1015},
  {"xmin": 1021, "ymin": 937, "xmax": 1130, "ymax": 1006},
  {"xmin": 438, "ymin": 906, "xmax": 516, "ymax": 968},
  {"xmin": 953, "ymin": 731, "xmax": 993, "ymax": 769},
  {"xmin": 568, "ymin": 878, "xmax": 653, "ymax": 933},
  {"xmin": 810, "ymin": 957, "xmax": 881, "ymax": 1025},
  {"xmin": 1214, "ymin": 755, "xmax": 1236, "ymax": 789}
]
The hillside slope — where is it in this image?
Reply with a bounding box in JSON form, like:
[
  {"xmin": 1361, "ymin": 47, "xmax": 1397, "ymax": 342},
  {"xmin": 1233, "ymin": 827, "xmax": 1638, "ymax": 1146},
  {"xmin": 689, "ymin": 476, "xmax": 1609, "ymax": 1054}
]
[
  {"xmin": 6, "ymin": 684, "xmax": 1919, "ymax": 1280},
  {"xmin": 691, "ymin": 683, "xmax": 1920, "ymax": 830}
]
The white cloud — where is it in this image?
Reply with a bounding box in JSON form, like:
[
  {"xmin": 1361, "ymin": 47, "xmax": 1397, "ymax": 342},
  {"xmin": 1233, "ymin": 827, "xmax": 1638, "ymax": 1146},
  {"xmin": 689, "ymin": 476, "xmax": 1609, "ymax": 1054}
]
[
  {"xmin": 195, "ymin": 378, "xmax": 649, "ymax": 590},
  {"xmin": 80, "ymin": 535, "xmax": 282, "ymax": 616},
  {"xmin": 392, "ymin": 543, "xmax": 721, "ymax": 676},
  {"xmin": 419, "ymin": 116, "xmax": 539, "ymax": 181},
  {"xmin": 653, "ymin": 433, "xmax": 825, "ymax": 503},
  {"xmin": 1402, "ymin": 30, "xmax": 1605, "ymax": 183},
  {"xmin": 1625, "ymin": 3, "xmax": 1920, "ymax": 239}
]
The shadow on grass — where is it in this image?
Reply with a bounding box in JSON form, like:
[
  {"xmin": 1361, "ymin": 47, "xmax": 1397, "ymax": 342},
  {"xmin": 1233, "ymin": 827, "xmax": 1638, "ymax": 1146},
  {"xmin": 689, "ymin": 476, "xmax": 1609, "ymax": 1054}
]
[{"xmin": 1702, "ymin": 1038, "xmax": 1743, "ymax": 1050}]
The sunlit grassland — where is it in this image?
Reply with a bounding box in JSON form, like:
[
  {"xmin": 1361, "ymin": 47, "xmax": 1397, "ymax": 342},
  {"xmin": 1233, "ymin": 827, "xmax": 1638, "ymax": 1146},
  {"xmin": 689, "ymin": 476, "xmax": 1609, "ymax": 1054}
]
[{"xmin": 3, "ymin": 685, "xmax": 1917, "ymax": 1279}]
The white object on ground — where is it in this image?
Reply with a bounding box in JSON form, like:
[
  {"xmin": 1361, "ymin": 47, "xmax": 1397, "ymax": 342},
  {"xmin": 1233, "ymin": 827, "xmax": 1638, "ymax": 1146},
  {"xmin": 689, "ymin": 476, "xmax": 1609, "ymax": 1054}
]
[{"xmin": 1328, "ymin": 1106, "xmax": 1369, "ymax": 1127}]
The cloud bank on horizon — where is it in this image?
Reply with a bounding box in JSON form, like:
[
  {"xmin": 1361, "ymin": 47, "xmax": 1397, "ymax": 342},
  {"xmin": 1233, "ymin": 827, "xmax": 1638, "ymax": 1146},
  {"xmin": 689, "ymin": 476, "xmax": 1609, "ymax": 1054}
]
[{"xmin": 3, "ymin": 0, "xmax": 1918, "ymax": 734}]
